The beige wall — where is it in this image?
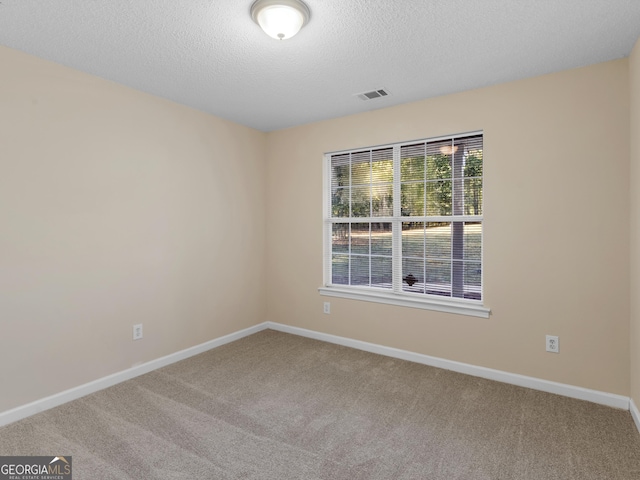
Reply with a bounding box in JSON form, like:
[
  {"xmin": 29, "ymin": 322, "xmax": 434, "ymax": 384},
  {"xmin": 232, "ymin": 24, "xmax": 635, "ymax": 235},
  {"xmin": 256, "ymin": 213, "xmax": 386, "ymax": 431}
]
[
  {"xmin": 0, "ymin": 46, "xmax": 267, "ymax": 413},
  {"xmin": 631, "ymin": 37, "xmax": 640, "ymax": 406},
  {"xmin": 0, "ymin": 43, "xmax": 635, "ymax": 415},
  {"xmin": 266, "ymin": 59, "xmax": 631, "ymax": 395}
]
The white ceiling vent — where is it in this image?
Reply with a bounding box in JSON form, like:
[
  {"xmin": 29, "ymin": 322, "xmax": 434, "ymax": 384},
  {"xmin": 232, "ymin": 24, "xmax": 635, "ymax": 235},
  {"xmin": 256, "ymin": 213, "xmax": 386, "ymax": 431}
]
[{"xmin": 356, "ymin": 88, "xmax": 390, "ymax": 101}]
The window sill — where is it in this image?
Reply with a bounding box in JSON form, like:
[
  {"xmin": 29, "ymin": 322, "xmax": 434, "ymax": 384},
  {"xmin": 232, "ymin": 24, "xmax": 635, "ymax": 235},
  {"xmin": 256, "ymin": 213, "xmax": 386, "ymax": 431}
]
[{"xmin": 318, "ymin": 286, "xmax": 490, "ymax": 318}]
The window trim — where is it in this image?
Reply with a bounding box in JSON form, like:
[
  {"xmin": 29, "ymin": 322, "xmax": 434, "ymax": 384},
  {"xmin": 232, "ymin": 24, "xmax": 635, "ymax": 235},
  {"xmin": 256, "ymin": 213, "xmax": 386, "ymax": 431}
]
[
  {"xmin": 318, "ymin": 286, "xmax": 490, "ymax": 318},
  {"xmin": 321, "ymin": 131, "xmax": 490, "ymax": 319}
]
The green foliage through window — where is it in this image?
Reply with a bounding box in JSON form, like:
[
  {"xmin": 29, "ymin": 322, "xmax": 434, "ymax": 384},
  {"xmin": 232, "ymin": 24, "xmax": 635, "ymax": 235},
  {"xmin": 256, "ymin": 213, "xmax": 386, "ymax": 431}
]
[{"xmin": 326, "ymin": 133, "xmax": 483, "ymax": 301}]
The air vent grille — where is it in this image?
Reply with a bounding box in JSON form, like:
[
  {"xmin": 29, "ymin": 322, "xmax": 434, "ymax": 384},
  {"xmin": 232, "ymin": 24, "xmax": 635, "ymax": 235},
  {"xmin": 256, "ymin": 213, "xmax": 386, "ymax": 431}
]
[{"xmin": 356, "ymin": 88, "xmax": 390, "ymax": 101}]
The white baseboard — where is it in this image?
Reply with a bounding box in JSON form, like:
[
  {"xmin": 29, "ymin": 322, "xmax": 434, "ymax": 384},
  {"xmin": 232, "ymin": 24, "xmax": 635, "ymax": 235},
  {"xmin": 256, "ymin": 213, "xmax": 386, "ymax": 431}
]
[
  {"xmin": 265, "ymin": 322, "xmax": 630, "ymax": 411},
  {"xmin": 1, "ymin": 320, "xmax": 633, "ymax": 429},
  {"xmin": 0, "ymin": 322, "xmax": 270, "ymax": 428},
  {"xmin": 631, "ymin": 399, "xmax": 640, "ymax": 434}
]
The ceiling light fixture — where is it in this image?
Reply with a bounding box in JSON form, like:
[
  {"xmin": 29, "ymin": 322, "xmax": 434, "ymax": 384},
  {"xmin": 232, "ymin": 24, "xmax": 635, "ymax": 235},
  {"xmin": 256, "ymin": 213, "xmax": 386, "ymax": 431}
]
[
  {"xmin": 250, "ymin": 0, "xmax": 310, "ymax": 40},
  {"xmin": 439, "ymin": 145, "xmax": 459, "ymax": 155},
  {"xmin": 440, "ymin": 145, "xmax": 458, "ymax": 155}
]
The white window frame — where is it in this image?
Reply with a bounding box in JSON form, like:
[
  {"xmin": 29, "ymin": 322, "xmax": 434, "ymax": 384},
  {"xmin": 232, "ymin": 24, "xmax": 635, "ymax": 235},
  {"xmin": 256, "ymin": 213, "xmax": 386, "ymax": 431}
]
[{"xmin": 319, "ymin": 131, "xmax": 490, "ymax": 318}]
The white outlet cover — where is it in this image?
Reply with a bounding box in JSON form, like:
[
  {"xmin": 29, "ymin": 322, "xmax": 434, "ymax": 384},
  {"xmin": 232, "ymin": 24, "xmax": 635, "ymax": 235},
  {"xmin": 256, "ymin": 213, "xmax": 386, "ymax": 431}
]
[
  {"xmin": 133, "ymin": 324, "xmax": 143, "ymax": 340},
  {"xmin": 546, "ymin": 335, "xmax": 559, "ymax": 353}
]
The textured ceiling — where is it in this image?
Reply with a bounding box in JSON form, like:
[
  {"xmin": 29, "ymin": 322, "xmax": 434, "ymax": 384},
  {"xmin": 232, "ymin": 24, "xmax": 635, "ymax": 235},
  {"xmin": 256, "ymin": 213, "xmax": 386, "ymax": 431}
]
[{"xmin": 0, "ymin": 1, "xmax": 639, "ymax": 132}]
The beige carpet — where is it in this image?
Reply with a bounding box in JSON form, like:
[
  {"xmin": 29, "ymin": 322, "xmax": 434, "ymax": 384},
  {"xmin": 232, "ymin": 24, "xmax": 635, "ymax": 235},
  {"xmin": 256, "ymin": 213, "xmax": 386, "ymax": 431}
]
[{"xmin": 1, "ymin": 329, "xmax": 639, "ymax": 479}]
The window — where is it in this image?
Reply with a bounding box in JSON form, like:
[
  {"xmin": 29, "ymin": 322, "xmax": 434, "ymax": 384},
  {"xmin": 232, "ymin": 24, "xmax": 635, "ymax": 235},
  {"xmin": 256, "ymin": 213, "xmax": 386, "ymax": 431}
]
[{"xmin": 320, "ymin": 132, "xmax": 489, "ymax": 318}]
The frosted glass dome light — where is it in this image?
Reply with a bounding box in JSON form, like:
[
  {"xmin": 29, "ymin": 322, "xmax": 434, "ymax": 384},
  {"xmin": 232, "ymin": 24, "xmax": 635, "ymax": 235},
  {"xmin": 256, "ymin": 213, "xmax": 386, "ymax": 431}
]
[{"xmin": 251, "ymin": 0, "xmax": 310, "ymax": 40}]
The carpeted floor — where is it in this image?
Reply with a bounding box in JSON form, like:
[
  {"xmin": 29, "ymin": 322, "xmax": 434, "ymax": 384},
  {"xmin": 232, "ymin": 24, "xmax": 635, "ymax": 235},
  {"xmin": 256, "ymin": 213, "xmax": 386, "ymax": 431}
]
[{"xmin": 1, "ymin": 329, "xmax": 639, "ymax": 479}]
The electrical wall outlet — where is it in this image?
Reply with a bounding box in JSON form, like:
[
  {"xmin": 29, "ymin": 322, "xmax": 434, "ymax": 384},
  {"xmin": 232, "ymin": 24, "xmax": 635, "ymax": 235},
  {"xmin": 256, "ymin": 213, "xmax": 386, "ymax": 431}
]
[
  {"xmin": 133, "ymin": 324, "xmax": 143, "ymax": 340},
  {"xmin": 546, "ymin": 335, "xmax": 559, "ymax": 353},
  {"xmin": 323, "ymin": 302, "xmax": 331, "ymax": 314}
]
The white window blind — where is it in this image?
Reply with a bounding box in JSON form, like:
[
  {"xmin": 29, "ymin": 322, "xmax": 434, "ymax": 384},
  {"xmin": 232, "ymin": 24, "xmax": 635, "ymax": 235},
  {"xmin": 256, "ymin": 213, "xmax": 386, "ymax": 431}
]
[{"xmin": 322, "ymin": 132, "xmax": 486, "ymax": 316}]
